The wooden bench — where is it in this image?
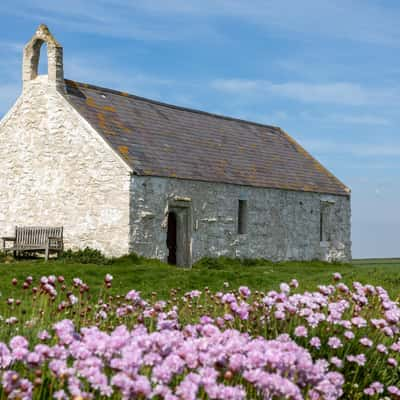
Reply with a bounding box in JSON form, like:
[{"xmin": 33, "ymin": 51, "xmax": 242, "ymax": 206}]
[{"xmin": 2, "ymin": 226, "xmax": 64, "ymax": 261}]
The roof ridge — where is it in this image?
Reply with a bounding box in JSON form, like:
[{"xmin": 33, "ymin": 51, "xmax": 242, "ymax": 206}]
[{"xmin": 64, "ymin": 79, "xmax": 281, "ymax": 132}]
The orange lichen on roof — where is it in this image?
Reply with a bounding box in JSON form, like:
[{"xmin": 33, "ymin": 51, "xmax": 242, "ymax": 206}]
[
  {"xmin": 118, "ymin": 145, "xmax": 129, "ymax": 155},
  {"xmin": 112, "ymin": 118, "xmax": 132, "ymax": 133},
  {"xmin": 86, "ymin": 97, "xmax": 98, "ymax": 108},
  {"xmin": 103, "ymin": 105, "xmax": 116, "ymax": 112},
  {"xmin": 97, "ymin": 112, "xmax": 107, "ymax": 129}
]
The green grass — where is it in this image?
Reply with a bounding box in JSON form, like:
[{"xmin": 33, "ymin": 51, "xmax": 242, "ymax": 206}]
[
  {"xmin": 0, "ymin": 254, "xmax": 398, "ymax": 399},
  {"xmin": 0, "ymin": 255, "xmax": 399, "ymax": 300}
]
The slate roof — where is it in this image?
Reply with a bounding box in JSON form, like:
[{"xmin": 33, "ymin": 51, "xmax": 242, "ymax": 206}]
[{"xmin": 64, "ymin": 79, "xmax": 350, "ymax": 196}]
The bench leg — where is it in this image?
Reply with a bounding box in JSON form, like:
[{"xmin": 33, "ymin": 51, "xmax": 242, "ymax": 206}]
[{"xmin": 45, "ymin": 246, "xmax": 49, "ymax": 262}]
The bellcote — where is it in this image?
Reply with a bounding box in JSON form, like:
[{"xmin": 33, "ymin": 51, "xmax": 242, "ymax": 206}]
[{"xmin": 22, "ymin": 24, "xmax": 65, "ymax": 92}]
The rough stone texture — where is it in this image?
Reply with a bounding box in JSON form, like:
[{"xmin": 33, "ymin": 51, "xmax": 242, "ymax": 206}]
[
  {"xmin": 130, "ymin": 176, "xmax": 351, "ymax": 264},
  {"xmin": 23, "ymin": 25, "xmax": 65, "ymax": 93},
  {"xmin": 0, "ymin": 76, "xmax": 131, "ymax": 256}
]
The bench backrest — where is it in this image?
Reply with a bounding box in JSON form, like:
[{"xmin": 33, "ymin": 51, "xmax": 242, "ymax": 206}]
[{"xmin": 15, "ymin": 226, "xmax": 63, "ymax": 246}]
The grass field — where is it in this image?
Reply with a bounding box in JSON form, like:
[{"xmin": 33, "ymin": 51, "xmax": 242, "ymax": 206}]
[
  {"xmin": 0, "ymin": 255, "xmax": 399, "ymax": 299},
  {"xmin": 0, "ymin": 254, "xmax": 399, "ymax": 398}
]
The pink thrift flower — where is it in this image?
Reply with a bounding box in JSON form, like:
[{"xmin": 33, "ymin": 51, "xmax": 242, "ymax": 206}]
[
  {"xmin": 279, "ymin": 282, "xmax": 290, "ymax": 294},
  {"xmin": 377, "ymin": 344, "xmax": 388, "ymax": 354},
  {"xmin": 351, "ymin": 316, "xmax": 367, "ymax": 328},
  {"xmin": 37, "ymin": 330, "xmax": 51, "ymax": 341},
  {"xmin": 344, "ymin": 330, "xmax": 355, "ymax": 340},
  {"xmin": 238, "ymin": 286, "xmax": 251, "ymax": 298},
  {"xmin": 359, "ymin": 337, "xmax": 373, "ymax": 347},
  {"xmin": 363, "ymin": 388, "xmax": 375, "ymax": 396},
  {"xmin": 274, "ymin": 310, "xmax": 286, "ymax": 320},
  {"xmin": 330, "ymin": 357, "xmax": 343, "ymax": 368},
  {"xmin": 125, "ymin": 290, "xmax": 141, "ymax": 302},
  {"xmin": 333, "ymin": 272, "xmax": 342, "ymax": 281},
  {"xmin": 309, "ymin": 337, "xmax": 321, "ymax": 349},
  {"xmin": 388, "ymin": 358, "xmax": 398, "ymax": 367},
  {"xmin": 328, "ymin": 337, "xmax": 343, "ymax": 349},
  {"xmin": 347, "ymin": 354, "xmax": 366, "ymax": 366},
  {"xmin": 294, "ymin": 326, "xmax": 308, "ymax": 338},
  {"xmin": 0, "ymin": 343, "xmax": 12, "ymax": 368},
  {"xmin": 388, "ymin": 386, "xmax": 400, "ymax": 397},
  {"xmin": 289, "ymin": 279, "xmax": 299, "ymax": 289}
]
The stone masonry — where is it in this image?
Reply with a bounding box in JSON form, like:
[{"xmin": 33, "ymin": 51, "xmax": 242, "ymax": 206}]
[{"xmin": 130, "ymin": 176, "xmax": 351, "ymax": 263}]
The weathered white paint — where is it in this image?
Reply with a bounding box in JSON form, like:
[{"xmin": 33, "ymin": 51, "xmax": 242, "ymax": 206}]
[{"xmin": 0, "ymin": 76, "xmax": 131, "ymax": 256}]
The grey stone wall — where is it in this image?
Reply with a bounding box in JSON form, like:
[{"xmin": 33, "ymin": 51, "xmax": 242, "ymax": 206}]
[
  {"xmin": 130, "ymin": 176, "xmax": 351, "ymax": 264},
  {"xmin": 0, "ymin": 76, "xmax": 131, "ymax": 256}
]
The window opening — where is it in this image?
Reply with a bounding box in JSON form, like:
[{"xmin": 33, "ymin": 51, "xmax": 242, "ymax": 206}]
[{"xmin": 238, "ymin": 200, "xmax": 248, "ymax": 234}]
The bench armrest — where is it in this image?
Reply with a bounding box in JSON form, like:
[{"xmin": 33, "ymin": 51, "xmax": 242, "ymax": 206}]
[
  {"xmin": 47, "ymin": 237, "xmax": 63, "ymax": 243},
  {"xmin": 46, "ymin": 237, "xmax": 64, "ymax": 251},
  {"xmin": 2, "ymin": 237, "xmax": 15, "ymax": 252}
]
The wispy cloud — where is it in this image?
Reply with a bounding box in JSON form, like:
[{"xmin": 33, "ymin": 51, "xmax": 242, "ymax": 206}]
[
  {"xmin": 133, "ymin": 0, "xmax": 400, "ymax": 46},
  {"xmin": 211, "ymin": 78, "xmax": 400, "ymax": 107},
  {"xmin": 299, "ymin": 111, "xmax": 391, "ymax": 126},
  {"xmin": 0, "ymin": 0, "xmax": 222, "ymax": 42},
  {"xmin": 300, "ymin": 139, "xmax": 400, "ymax": 157},
  {"xmin": 323, "ymin": 114, "xmax": 391, "ymax": 126},
  {"xmin": 3, "ymin": 0, "xmax": 400, "ymax": 46}
]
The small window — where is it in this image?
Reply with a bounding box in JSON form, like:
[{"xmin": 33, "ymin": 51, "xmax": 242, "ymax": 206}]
[
  {"xmin": 320, "ymin": 208, "xmax": 325, "ymax": 241},
  {"xmin": 238, "ymin": 200, "xmax": 248, "ymax": 234}
]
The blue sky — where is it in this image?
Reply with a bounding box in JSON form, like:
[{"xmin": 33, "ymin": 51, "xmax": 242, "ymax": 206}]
[{"xmin": 0, "ymin": 0, "xmax": 399, "ymax": 258}]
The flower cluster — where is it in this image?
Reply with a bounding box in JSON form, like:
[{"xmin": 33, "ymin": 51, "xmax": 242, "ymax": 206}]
[
  {"xmin": 0, "ymin": 272, "xmax": 398, "ymax": 399},
  {"xmin": 1, "ymin": 320, "xmax": 343, "ymax": 399}
]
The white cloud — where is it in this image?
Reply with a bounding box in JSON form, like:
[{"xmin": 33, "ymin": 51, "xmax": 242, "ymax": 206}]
[
  {"xmin": 324, "ymin": 114, "xmax": 390, "ymax": 126},
  {"xmin": 211, "ymin": 78, "xmax": 400, "ymax": 107}
]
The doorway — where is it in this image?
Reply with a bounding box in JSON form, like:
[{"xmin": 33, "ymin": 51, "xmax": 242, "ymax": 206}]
[
  {"xmin": 166, "ymin": 201, "xmax": 192, "ymax": 267},
  {"xmin": 167, "ymin": 212, "xmax": 177, "ymax": 265}
]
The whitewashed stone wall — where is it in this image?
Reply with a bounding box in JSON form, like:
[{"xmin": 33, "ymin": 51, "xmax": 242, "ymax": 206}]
[
  {"xmin": 130, "ymin": 176, "xmax": 351, "ymax": 263},
  {"xmin": 0, "ymin": 76, "xmax": 131, "ymax": 256}
]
